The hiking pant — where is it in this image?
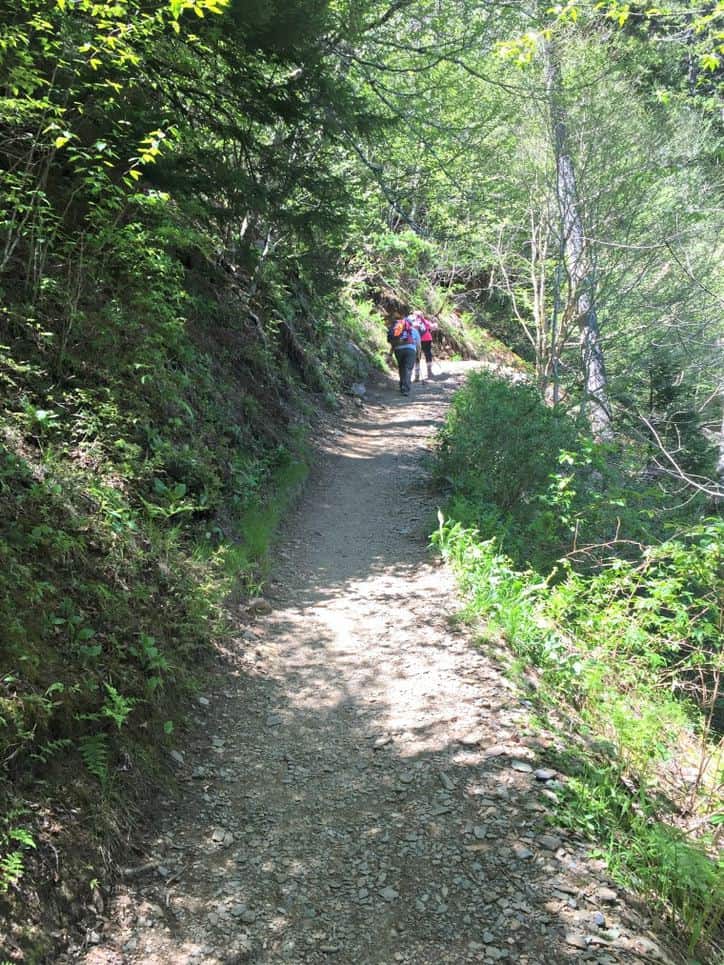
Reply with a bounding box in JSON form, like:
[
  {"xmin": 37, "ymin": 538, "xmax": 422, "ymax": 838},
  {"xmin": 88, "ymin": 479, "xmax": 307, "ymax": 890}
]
[
  {"xmin": 421, "ymin": 340, "xmax": 433, "ymax": 364},
  {"xmin": 394, "ymin": 346, "xmax": 417, "ymax": 394}
]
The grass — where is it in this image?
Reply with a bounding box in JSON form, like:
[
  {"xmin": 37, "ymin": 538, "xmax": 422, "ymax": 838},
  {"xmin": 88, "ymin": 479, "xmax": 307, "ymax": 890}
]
[
  {"xmin": 434, "ymin": 520, "xmax": 723, "ymax": 957},
  {"xmin": 211, "ymin": 446, "xmax": 310, "ymax": 586}
]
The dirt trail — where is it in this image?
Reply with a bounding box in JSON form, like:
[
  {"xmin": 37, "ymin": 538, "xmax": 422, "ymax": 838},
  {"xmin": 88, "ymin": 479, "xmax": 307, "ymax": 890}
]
[{"xmin": 72, "ymin": 363, "xmax": 676, "ymax": 965}]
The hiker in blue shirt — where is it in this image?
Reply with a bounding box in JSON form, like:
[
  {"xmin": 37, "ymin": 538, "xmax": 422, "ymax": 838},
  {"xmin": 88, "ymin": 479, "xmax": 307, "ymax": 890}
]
[{"xmin": 387, "ymin": 316, "xmax": 421, "ymax": 396}]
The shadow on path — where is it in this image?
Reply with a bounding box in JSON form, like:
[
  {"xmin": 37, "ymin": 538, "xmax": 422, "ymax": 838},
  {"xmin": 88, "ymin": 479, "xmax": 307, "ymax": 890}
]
[{"xmin": 72, "ymin": 365, "xmax": 679, "ymax": 965}]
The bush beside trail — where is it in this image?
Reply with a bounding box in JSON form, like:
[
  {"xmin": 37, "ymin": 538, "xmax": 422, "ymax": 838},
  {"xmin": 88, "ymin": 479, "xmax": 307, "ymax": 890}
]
[{"xmin": 433, "ymin": 372, "xmax": 723, "ymax": 959}]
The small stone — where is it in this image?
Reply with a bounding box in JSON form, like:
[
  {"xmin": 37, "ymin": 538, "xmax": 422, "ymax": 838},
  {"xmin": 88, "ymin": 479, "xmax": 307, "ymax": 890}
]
[
  {"xmin": 551, "ymin": 879, "xmax": 579, "ymax": 896},
  {"xmin": 512, "ymin": 844, "xmax": 533, "ymax": 860},
  {"xmin": 565, "ymin": 932, "xmax": 589, "ymax": 949},
  {"xmin": 534, "ymin": 768, "xmax": 556, "ymax": 781},
  {"xmin": 373, "ymin": 735, "xmax": 393, "ymax": 749},
  {"xmin": 439, "ymin": 772, "xmax": 454, "ymax": 791},
  {"xmin": 592, "ymin": 911, "xmax": 606, "ymax": 928},
  {"xmin": 459, "ymin": 730, "xmax": 484, "ymax": 747},
  {"xmin": 539, "ymin": 834, "xmax": 562, "ymax": 851},
  {"xmin": 246, "ymin": 597, "xmax": 272, "ymax": 615},
  {"xmin": 380, "ymin": 886, "xmax": 399, "ymax": 901},
  {"xmin": 211, "ymin": 827, "xmax": 227, "ymax": 843},
  {"xmin": 630, "ymin": 936, "xmax": 660, "ymax": 955},
  {"xmin": 484, "ymin": 745, "xmax": 507, "ymax": 757},
  {"xmin": 595, "ymin": 887, "xmax": 618, "ymax": 904},
  {"xmin": 169, "ymin": 750, "xmax": 185, "ymax": 766},
  {"xmin": 197, "ymin": 696, "xmax": 210, "ymax": 707},
  {"xmin": 511, "ymin": 760, "xmax": 533, "ymax": 773},
  {"xmin": 473, "ymin": 826, "xmax": 487, "ymax": 840},
  {"xmin": 350, "ymin": 382, "xmax": 366, "ymax": 397}
]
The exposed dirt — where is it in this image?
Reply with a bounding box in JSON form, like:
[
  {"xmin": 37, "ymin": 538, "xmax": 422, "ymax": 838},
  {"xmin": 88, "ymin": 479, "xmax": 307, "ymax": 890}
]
[{"xmin": 65, "ymin": 363, "xmax": 681, "ymax": 964}]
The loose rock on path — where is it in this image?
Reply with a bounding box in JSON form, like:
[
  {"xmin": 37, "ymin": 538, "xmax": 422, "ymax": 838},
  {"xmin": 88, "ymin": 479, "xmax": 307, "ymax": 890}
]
[{"xmin": 71, "ymin": 363, "xmax": 679, "ymax": 964}]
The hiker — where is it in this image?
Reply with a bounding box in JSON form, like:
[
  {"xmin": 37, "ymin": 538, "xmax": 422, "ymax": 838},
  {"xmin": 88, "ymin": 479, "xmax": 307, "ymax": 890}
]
[
  {"xmin": 411, "ymin": 310, "xmax": 437, "ymax": 380},
  {"xmin": 387, "ymin": 315, "xmax": 421, "ymax": 396}
]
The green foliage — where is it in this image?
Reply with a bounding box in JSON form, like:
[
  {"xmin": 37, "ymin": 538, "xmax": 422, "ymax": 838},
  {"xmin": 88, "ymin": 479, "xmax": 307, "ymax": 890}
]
[
  {"xmin": 0, "ymin": 0, "xmax": 361, "ymax": 815},
  {"xmin": 77, "ymin": 734, "xmax": 110, "ymax": 786},
  {"xmin": 434, "ymin": 372, "xmax": 586, "ymax": 568},
  {"xmin": 560, "ymin": 763, "xmax": 723, "ymax": 952},
  {"xmin": 433, "ymin": 322, "xmax": 720, "ymax": 947},
  {"xmin": 434, "ymin": 515, "xmax": 723, "ymax": 950},
  {"xmin": 434, "ymin": 370, "xmax": 714, "ymax": 572},
  {"xmin": 0, "ymin": 814, "xmax": 35, "ymax": 894}
]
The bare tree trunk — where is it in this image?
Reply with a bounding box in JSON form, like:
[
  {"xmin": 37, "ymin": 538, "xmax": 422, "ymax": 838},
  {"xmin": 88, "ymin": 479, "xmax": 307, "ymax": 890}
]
[
  {"xmin": 544, "ymin": 40, "xmax": 613, "ymax": 442},
  {"xmin": 717, "ymin": 339, "xmax": 724, "ymax": 483}
]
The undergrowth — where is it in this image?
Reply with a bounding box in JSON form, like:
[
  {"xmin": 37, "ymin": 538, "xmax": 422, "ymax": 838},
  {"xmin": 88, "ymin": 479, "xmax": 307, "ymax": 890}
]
[{"xmin": 433, "ymin": 371, "xmax": 723, "ymax": 956}]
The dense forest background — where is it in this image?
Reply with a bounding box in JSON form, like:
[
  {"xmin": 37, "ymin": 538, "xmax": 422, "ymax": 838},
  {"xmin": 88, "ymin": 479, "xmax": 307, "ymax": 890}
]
[{"xmin": 1, "ymin": 1, "xmax": 722, "ymax": 961}]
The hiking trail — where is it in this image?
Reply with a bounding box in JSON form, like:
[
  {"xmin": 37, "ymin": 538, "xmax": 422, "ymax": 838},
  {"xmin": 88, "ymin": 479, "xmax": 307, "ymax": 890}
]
[{"xmin": 72, "ymin": 362, "xmax": 676, "ymax": 965}]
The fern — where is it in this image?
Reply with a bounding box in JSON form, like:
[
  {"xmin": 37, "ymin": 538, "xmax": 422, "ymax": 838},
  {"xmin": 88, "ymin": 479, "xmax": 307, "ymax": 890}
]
[
  {"xmin": 7, "ymin": 828, "xmax": 35, "ymax": 848},
  {"xmin": 101, "ymin": 683, "xmax": 136, "ymax": 730},
  {"xmin": 30, "ymin": 737, "xmax": 73, "ymax": 764},
  {"xmin": 78, "ymin": 733, "xmax": 109, "ymax": 784},
  {"xmin": 0, "ymin": 851, "xmax": 25, "ymax": 892},
  {"xmin": 0, "ymin": 824, "xmax": 35, "ymax": 893}
]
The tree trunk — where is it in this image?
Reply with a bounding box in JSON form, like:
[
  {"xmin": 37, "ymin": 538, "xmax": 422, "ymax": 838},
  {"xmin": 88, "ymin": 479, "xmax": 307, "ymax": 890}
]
[
  {"xmin": 717, "ymin": 341, "xmax": 724, "ymax": 483},
  {"xmin": 544, "ymin": 40, "xmax": 614, "ymax": 442}
]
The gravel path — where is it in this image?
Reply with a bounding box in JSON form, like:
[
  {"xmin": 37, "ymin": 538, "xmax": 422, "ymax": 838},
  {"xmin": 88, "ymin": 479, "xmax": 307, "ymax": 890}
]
[{"xmin": 72, "ymin": 363, "xmax": 679, "ymax": 965}]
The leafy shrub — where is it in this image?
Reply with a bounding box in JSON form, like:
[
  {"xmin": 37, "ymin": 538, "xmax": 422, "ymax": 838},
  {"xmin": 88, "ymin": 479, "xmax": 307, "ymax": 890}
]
[
  {"xmin": 433, "ymin": 370, "xmax": 713, "ymax": 572},
  {"xmin": 434, "ymin": 371, "xmax": 581, "ymax": 567}
]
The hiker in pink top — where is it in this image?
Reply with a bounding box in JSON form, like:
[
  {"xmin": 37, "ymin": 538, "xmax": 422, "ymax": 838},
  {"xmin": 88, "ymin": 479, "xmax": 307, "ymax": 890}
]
[{"xmin": 411, "ymin": 310, "xmax": 437, "ymax": 381}]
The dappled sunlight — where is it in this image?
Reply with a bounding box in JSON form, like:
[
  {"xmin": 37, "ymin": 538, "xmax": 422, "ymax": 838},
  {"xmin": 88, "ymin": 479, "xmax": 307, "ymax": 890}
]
[{"xmin": 76, "ymin": 366, "xmax": 675, "ymax": 965}]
